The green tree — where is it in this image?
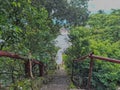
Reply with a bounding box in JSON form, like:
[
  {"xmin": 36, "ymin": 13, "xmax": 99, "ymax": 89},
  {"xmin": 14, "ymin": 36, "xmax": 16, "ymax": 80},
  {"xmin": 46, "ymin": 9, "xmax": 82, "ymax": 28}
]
[
  {"xmin": 0, "ymin": 0, "xmax": 57, "ymax": 88},
  {"xmin": 34, "ymin": 0, "xmax": 89, "ymax": 26},
  {"xmin": 64, "ymin": 10, "xmax": 120, "ymax": 89}
]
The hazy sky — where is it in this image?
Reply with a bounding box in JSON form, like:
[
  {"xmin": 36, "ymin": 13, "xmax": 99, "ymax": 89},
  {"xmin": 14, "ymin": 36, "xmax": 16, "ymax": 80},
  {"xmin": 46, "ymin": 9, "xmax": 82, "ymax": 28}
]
[{"xmin": 88, "ymin": 0, "xmax": 120, "ymax": 13}]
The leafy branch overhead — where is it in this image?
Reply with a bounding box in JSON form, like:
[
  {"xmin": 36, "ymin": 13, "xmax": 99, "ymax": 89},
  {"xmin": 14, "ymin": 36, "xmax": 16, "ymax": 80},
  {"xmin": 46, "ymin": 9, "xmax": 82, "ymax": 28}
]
[
  {"xmin": 0, "ymin": 0, "xmax": 58, "ymax": 87},
  {"xmin": 35, "ymin": 0, "xmax": 89, "ymax": 26}
]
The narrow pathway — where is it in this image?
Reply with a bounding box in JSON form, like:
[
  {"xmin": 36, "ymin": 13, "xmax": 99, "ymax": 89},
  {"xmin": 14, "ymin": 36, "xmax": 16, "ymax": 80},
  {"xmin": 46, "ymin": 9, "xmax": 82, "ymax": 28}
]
[{"xmin": 40, "ymin": 69, "xmax": 70, "ymax": 90}]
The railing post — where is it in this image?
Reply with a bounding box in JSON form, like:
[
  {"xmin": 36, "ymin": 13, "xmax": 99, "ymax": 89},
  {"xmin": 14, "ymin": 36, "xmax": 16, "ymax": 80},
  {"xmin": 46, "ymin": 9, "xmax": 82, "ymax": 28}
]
[
  {"xmin": 87, "ymin": 53, "xmax": 94, "ymax": 90},
  {"xmin": 71, "ymin": 60, "xmax": 74, "ymax": 80},
  {"xmin": 24, "ymin": 60, "xmax": 33, "ymax": 78},
  {"xmin": 39, "ymin": 64, "xmax": 44, "ymax": 76},
  {"xmin": 25, "ymin": 60, "xmax": 31, "ymax": 77}
]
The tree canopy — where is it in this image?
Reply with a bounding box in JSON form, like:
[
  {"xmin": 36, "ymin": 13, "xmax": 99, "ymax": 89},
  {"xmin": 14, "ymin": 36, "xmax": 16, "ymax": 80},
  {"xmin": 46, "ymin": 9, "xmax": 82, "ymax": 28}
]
[
  {"xmin": 64, "ymin": 9, "xmax": 120, "ymax": 90},
  {"xmin": 0, "ymin": 0, "xmax": 57, "ymax": 88},
  {"xmin": 36, "ymin": 0, "xmax": 89, "ymax": 26}
]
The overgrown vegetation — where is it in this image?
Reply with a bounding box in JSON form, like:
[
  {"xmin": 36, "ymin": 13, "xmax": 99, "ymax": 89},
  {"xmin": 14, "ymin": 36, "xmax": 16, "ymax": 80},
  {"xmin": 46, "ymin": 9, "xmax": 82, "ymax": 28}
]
[
  {"xmin": 1, "ymin": 0, "xmax": 120, "ymax": 90},
  {"xmin": 0, "ymin": 0, "xmax": 57, "ymax": 89},
  {"xmin": 64, "ymin": 10, "xmax": 120, "ymax": 90},
  {"xmin": 0, "ymin": 0, "xmax": 89, "ymax": 89}
]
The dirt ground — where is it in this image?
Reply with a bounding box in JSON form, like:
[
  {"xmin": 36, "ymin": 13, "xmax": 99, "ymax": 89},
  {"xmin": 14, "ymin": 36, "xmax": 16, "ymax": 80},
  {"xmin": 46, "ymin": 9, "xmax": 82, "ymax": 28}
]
[{"xmin": 40, "ymin": 69, "xmax": 70, "ymax": 90}]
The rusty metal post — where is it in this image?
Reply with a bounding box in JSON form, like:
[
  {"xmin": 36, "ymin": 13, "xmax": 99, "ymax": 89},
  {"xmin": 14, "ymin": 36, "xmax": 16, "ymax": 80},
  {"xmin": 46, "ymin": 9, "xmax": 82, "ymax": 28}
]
[
  {"xmin": 25, "ymin": 60, "xmax": 31, "ymax": 77},
  {"xmin": 39, "ymin": 64, "xmax": 44, "ymax": 76},
  {"xmin": 71, "ymin": 60, "xmax": 74, "ymax": 80},
  {"xmin": 87, "ymin": 54, "xmax": 94, "ymax": 90}
]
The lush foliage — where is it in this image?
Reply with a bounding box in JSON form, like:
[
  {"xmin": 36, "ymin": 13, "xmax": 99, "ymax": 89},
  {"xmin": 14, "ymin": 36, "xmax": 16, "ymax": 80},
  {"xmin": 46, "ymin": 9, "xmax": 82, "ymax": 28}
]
[
  {"xmin": 64, "ymin": 10, "xmax": 120, "ymax": 90},
  {"xmin": 38, "ymin": 0, "xmax": 89, "ymax": 26},
  {"xmin": 0, "ymin": 0, "xmax": 57, "ymax": 88}
]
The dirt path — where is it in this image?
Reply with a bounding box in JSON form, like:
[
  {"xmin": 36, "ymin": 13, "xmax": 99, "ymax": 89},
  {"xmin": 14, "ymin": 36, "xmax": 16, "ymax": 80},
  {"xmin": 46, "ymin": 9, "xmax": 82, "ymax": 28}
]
[{"xmin": 40, "ymin": 69, "xmax": 70, "ymax": 90}]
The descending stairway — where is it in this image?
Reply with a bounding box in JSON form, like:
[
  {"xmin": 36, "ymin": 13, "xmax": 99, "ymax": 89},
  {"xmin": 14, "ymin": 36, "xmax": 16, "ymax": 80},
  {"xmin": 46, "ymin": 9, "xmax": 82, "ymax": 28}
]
[{"xmin": 40, "ymin": 69, "xmax": 70, "ymax": 90}]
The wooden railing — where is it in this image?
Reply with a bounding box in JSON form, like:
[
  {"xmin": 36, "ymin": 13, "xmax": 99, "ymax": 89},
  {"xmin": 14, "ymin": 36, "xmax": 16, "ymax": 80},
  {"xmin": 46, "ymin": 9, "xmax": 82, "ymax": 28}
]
[
  {"xmin": 0, "ymin": 50, "xmax": 44, "ymax": 78},
  {"xmin": 72, "ymin": 52, "xmax": 120, "ymax": 90}
]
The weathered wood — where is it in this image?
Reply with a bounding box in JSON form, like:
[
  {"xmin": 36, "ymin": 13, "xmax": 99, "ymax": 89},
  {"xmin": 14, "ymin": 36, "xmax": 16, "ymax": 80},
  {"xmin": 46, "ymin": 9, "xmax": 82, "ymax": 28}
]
[
  {"xmin": 0, "ymin": 50, "xmax": 44, "ymax": 77},
  {"xmin": 89, "ymin": 54, "xmax": 120, "ymax": 64},
  {"xmin": 73, "ymin": 52, "xmax": 120, "ymax": 90},
  {"xmin": 0, "ymin": 51, "xmax": 26, "ymax": 60}
]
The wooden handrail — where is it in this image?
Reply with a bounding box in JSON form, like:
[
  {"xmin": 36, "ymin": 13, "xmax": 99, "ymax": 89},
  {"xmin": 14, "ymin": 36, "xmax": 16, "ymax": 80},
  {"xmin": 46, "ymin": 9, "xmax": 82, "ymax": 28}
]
[
  {"xmin": 89, "ymin": 54, "xmax": 120, "ymax": 64},
  {"xmin": 74, "ymin": 54, "xmax": 89, "ymax": 62},
  {"xmin": 0, "ymin": 51, "xmax": 26, "ymax": 60},
  {"xmin": 0, "ymin": 51, "xmax": 43, "ymax": 65},
  {"xmin": 73, "ymin": 52, "xmax": 120, "ymax": 90},
  {"xmin": 0, "ymin": 50, "xmax": 44, "ymax": 77}
]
